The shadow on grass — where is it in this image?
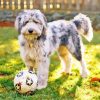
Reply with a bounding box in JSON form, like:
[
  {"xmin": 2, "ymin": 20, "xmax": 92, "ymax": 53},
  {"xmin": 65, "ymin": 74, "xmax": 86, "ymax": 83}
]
[
  {"xmin": 0, "ymin": 75, "xmax": 83, "ymax": 100},
  {"xmin": 0, "ymin": 77, "xmax": 14, "ymax": 92},
  {"xmin": 36, "ymin": 74, "xmax": 70, "ymax": 99},
  {"xmin": 95, "ymin": 53, "xmax": 100, "ymax": 60},
  {"xmin": 40, "ymin": 75, "xmax": 83, "ymax": 99},
  {"xmin": 0, "ymin": 73, "xmax": 82, "ymax": 99},
  {"xmin": 0, "ymin": 51, "xmax": 24, "ymax": 75}
]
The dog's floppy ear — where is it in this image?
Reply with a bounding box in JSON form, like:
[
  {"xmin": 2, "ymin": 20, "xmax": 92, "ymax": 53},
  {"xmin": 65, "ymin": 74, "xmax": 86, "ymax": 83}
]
[
  {"xmin": 15, "ymin": 11, "xmax": 25, "ymax": 32},
  {"xmin": 42, "ymin": 13, "xmax": 47, "ymax": 29},
  {"xmin": 41, "ymin": 14, "xmax": 47, "ymax": 34},
  {"xmin": 15, "ymin": 16, "xmax": 21, "ymax": 31},
  {"xmin": 33, "ymin": 10, "xmax": 47, "ymax": 30},
  {"xmin": 36, "ymin": 13, "xmax": 47, "ymax": 40},
  {"xmin": 37, "ymin": 10, "xmax": 47, "ymax": 34}
]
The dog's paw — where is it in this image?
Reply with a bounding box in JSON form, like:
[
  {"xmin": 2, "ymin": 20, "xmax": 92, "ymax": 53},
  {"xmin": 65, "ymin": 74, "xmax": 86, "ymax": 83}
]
[
  {"xmin": 37, "ymin": 84, "xmax": 47, "ymax": 90},
  {"xmin": 59, "ymin": 71, "xmax": 73, "ymax": 76},
  {"xmin": 59, "ymin": 68, "xmax": 72, "ymax": 75},
  {"xmin": 81, "ymin": 69, "xmax": 90, "ymax": 78},
  {"xmin": 37, "ymin": 81, "xmax": 47, "ymax": 90},
  {"xmin": 66, "ymin": 72, "xmax": 73, "ymax": 75}
]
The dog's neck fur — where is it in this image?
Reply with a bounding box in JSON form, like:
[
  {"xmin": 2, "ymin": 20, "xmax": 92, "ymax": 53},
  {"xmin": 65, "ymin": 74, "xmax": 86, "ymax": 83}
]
[
  {"xmin": 18, "ymin": 34, "xmax": 48, "ymax": 70},
  {"xmin": 21, "ymin": 33, "xmax": 46, "ymax": 48},
  {"xmin": 25, "ymin": 38, "xmax": 43, "ymax": 49}
]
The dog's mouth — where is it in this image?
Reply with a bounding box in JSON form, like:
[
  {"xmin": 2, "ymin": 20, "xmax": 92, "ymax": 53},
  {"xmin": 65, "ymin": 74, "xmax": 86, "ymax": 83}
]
[{"xmin": 24, "ymin": 33, "xmax": 41, "ymax": 40}]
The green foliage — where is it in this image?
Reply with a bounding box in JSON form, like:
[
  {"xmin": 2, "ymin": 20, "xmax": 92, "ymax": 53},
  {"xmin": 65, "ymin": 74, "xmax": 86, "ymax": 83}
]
[{"xmin": 0, "ymin": 27, "xmax": 100, "ymax": 100}]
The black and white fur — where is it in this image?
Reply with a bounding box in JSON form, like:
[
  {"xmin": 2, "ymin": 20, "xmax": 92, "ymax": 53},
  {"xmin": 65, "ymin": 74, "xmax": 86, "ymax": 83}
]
[{"xmin": 15, "ymin": 10, "xmax": 93, "ymax": 89}]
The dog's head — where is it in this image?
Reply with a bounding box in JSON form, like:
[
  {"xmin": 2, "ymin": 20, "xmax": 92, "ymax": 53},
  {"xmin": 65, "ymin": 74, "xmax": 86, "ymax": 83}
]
[{"xmin": 15, "ymin": 9, "xmax": 47, "ymax": 40}]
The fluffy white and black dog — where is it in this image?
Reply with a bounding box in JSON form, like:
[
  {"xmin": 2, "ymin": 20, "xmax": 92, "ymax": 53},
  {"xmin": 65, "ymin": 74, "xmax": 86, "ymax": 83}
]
[{"xmin": 15, "ymin": 10, "xmax": 93, "ymax": 89}]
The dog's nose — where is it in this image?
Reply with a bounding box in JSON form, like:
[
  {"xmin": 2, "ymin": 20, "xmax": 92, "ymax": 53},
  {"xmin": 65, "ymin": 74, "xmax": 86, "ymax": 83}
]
[{"xmin": 28, "ymin": 28, "xmax": 33, "ymax": 33}]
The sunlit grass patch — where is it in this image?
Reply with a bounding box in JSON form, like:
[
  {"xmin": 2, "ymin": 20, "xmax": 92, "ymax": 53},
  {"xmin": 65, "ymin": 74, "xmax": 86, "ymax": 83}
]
[{"xmin": 0, "ymin": 27, "xmax": 100, "ymax": 99}]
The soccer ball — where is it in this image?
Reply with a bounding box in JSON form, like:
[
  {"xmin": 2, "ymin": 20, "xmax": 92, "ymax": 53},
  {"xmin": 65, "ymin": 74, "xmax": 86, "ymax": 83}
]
[{"xmin": 14, "ymin": 70, "xmax": 38, "ymax": 94}]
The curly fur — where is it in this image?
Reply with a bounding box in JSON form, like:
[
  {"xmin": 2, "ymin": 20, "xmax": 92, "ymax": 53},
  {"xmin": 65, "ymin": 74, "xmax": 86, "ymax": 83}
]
[{"xmin": 15, "ymin": 10, "xmax": 93, "ymax": 89}]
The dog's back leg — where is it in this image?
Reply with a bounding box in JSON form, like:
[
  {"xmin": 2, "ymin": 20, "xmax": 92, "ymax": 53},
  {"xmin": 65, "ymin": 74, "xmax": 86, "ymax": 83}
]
[
  {"xmin": 58, "ymin": 46, "xmax": 72, "ymax": 74},
  {"xmin": 60, "ymin": 33, "xmax": 89, "ymax": 78},
  {"xmin": 68, "ymin": 35, "xmax": 89, "ymax": 78}
]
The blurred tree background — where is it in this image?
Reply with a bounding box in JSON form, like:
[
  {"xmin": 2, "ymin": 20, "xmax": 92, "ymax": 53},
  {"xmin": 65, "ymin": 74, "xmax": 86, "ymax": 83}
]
[{"xmin": 0, "ymin": 0, "xmax": 100, "ymax": 30}]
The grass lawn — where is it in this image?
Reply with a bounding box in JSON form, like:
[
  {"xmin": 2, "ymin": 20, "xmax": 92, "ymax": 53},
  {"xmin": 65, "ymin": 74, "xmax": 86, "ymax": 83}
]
[{"xmin": 0, "ymin": 27, "xmax": 100, "ymax": 100}]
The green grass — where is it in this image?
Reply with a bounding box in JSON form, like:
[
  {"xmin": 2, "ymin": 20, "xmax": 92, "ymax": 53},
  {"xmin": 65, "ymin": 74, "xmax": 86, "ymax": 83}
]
[{"xmin": 0, "ymin": 27, "xmax": 100, "ymax": 100}]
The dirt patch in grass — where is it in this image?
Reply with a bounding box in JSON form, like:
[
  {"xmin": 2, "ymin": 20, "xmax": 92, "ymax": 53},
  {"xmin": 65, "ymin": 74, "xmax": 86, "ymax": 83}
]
[
  {"xmin": 0, "ymin": 21, "xmax": 14, "ymax": 27},
  {"xmin": 0, "ymin": 74, "xmax": 7, "ymax": 78}
]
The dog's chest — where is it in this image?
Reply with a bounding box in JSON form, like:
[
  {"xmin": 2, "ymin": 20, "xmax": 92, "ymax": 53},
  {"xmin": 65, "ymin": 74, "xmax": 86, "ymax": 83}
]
[{"xmin": 25, "ymin": 41, "xmax": 46, "ymax": 61}]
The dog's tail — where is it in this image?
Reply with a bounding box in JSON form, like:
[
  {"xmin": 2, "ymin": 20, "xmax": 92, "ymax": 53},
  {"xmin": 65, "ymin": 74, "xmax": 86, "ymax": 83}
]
[{"xmin": 73, "ymin": 13, "xmax": 93, "ymax": 42}]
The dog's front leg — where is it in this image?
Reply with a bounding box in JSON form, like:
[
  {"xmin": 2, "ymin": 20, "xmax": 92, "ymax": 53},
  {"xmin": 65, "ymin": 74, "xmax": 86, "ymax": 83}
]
[{"xmin": 37, "ymin": 58, "xmax": 50, "ymax": 90}]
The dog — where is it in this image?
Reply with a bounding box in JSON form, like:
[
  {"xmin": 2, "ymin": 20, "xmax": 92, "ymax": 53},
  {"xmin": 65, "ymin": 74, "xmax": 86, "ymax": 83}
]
[{"xmin": 15, "ymin": 10, "xmax": 93, "ymax": 89}]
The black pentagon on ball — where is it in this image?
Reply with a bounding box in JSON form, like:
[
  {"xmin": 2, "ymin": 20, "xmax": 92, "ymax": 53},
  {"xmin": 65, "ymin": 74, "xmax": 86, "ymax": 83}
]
[
  {"xmin": 15, "ymin": 82, "xmax": 22, "ymax": 91},
  {"xmin": 28, "ymin": 71, "xmax": 34, "ymax": 74},
  {"xmin": 26, "ymin": 77, "xmax": 33, "ymax": 86},
  {"xmin": 17, "ymin": 72, "xmax": 23, "ymax": 77}
]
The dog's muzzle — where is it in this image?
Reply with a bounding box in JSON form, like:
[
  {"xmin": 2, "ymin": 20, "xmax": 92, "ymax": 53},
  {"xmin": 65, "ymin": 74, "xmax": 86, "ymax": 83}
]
[
  {"xmin": 24, "ymin": 27, "xmax": 43, "ymax": 40},
  {"xmin": 28, "ymin": 28, "xmax": 34, "ymax": 34}
]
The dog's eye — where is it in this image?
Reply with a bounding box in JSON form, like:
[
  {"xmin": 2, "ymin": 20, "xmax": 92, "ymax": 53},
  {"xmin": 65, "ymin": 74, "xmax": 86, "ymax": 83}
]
[
  {"xmin": 34, "ymin": 21, "xmax": 38, "ymax": 24},
  {"xmin": 34, "ymin": 20, "xmax": 39, "ymax": 24},
  {"xmin": 25, "ymin": 21, "xmax": 29, "ymax": 24}
]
